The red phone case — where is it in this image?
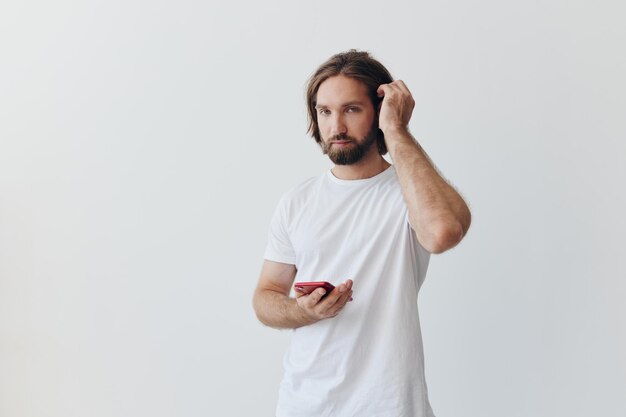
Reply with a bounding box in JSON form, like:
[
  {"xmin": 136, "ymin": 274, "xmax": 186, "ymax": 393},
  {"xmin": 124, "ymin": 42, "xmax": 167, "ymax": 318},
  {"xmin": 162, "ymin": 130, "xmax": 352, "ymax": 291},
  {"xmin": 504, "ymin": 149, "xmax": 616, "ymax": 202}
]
[{"xmin": 294, "ymin": 281, "xmax": 335, "ymax": 295}]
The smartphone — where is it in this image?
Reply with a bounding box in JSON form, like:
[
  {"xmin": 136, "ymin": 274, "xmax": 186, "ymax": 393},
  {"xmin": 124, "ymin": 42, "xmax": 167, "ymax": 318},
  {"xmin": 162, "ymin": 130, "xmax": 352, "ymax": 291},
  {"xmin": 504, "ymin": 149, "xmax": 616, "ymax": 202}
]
[{"xmin": 294, "ymin": 281, "xmax": 335, "ymax": 297}]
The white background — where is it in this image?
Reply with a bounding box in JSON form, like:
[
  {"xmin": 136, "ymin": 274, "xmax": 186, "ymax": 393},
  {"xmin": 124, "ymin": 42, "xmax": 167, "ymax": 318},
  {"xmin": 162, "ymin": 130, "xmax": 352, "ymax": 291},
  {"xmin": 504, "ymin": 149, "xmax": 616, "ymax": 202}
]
[{"xmin": 1, "ymin": 0, "xmax": 625, "ymax": 416}]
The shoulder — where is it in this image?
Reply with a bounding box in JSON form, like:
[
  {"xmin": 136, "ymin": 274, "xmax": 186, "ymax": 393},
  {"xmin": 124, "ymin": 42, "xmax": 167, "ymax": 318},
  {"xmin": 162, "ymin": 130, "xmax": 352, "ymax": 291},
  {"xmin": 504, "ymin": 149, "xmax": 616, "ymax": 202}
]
[
  {"xmin": 268, "ymin": 173, "xmax": 325, "ymax": 229},
  {"xmin": 277, "ymin": 172, "xmax": 325, "ymax": 207},
  {"xmin": 373, "ymin": 165, "xmax": 403, "ymax": 195}
]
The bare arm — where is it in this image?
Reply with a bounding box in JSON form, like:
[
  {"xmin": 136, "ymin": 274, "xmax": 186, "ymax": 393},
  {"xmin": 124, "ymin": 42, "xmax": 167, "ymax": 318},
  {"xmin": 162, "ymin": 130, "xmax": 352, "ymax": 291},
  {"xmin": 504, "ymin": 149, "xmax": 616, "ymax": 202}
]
[
  {"xmin": 252, "ymin": 260, "xmax": 353, "ymax": 329},
  {"xmin": 378, "ymin": 81, "xmax": 471, "ymax": 254}
]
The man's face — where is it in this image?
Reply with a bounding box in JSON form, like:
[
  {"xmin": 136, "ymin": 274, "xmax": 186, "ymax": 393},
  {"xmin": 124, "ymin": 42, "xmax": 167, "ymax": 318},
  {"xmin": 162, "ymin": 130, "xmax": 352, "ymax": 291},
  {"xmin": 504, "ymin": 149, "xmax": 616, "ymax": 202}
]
[{"xmin": 315, "ymin": 75, "xmax": 378, "ymax": 165}]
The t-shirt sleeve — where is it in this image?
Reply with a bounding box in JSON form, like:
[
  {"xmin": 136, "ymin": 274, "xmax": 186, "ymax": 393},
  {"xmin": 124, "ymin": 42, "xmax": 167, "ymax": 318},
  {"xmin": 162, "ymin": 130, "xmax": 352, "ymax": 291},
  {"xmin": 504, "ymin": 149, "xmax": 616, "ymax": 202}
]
[
  {"xmin": 263, "ymin": 196, "xmax": 297, "ymax": 265},
  {"xmin": 406, "ymin": 211, "xmax": 432, "ymax": 288}
]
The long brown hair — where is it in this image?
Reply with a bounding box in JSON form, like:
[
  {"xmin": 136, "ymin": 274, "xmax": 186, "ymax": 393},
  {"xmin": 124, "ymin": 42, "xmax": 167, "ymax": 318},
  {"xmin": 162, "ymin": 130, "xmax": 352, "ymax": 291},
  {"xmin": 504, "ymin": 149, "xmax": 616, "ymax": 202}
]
[{"xmin": 306, "ymin": 50, "xmax": 394, "ymax": 155}]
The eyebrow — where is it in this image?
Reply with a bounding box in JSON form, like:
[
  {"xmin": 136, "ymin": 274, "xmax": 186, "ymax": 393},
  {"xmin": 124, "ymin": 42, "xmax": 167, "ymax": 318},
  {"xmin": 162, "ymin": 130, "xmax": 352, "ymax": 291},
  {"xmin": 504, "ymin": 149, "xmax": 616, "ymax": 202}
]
[{"xmin": 314, "ymin": 101, "xmax": 367, "ymax": 110}]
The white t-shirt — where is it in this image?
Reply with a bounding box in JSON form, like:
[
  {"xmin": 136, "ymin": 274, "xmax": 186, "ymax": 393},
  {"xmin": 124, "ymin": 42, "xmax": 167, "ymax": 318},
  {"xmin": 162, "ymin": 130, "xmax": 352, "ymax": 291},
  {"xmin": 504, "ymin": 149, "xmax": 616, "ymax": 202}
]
[{"xmin": 264, "ymin": 165, "xmax": 435, "ymax": 417}]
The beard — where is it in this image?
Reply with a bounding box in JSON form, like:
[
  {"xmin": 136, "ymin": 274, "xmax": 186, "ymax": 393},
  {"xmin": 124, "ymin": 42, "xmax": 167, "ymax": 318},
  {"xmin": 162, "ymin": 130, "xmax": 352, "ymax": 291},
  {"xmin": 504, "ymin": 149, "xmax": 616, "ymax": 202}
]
[{"xmin": 321, "ymin": 125, "xmax": 378, "ymax": 165}]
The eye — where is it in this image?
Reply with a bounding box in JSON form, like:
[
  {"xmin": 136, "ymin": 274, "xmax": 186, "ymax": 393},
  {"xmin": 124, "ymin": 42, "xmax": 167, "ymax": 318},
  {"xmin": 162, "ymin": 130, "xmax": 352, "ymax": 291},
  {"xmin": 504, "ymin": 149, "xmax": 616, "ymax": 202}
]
[
  {"xmin": 346, "ymin": 106, "xmax": 360, "ymax": 113},
  {"xmin": 318, "ymin": 108, "xmax": 330, "ymax": 116}
]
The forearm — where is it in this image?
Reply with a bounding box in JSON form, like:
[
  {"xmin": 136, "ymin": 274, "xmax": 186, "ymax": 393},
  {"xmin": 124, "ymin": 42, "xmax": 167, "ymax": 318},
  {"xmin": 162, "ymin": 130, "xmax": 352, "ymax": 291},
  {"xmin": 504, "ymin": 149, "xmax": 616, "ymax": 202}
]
[
  {"xmin": 386, "ymin": 128, "xmax": 471, "ymax": 253},
  {"xmin": 253, "ymin": 289, "xmax": 317, "ymax": 329}
]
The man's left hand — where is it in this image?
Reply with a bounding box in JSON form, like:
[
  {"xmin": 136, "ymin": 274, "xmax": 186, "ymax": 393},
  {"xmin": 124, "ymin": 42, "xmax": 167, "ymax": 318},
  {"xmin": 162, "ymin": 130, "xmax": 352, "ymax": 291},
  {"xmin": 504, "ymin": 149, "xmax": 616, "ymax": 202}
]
[{"xmin": 377, "ymin": 80, "xmax": 415, "ymax": 135}]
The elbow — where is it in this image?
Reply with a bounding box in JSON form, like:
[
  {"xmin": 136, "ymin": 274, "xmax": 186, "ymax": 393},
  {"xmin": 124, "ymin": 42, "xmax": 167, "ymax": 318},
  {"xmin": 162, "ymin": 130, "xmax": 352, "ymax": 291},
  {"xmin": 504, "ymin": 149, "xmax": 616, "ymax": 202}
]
[
  {"xmin": 252, "ymin": 288, "xmax": 277, "ymax": 327},
  {"xmin": 422, "ymin": 220, "xmax": 466, "ymax": 254},
  {"xmin": 252, "ymin": 290, "xmax": 266, "ymax": 325},
  {"xmin": 255, "ymin": 312, "xmax": 271, "ymax": 328}
]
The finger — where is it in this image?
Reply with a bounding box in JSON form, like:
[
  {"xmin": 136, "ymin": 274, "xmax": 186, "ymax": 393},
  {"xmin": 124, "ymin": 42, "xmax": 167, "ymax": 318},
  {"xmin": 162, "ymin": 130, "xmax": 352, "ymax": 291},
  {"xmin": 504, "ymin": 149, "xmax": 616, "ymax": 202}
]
[
  {"xmin": 397, "ymin": 85, "xmax": 414, "ymax": 105},
  {"xmin": 390, "ymin": 80, "xmax": 413, "ymax": 101},
  {"xmin": 328, "ymin": 288, "xmax": 353, "ymax": 312},
  {"xmin": 379, "ymin": 84, "xmax": 404, "ymax": 103},
  {"xmin": 329, "ymin": 290, "xmax": 353, "ymax": 316},
  {"xmin": 343, "ymin": 280, "xmax": 354, "ymax": 299},
  {"xmin": 305, "ymin": 288, "xmax": 328, "ymax": 307},
  {"xmin": 317, "ymin": 283, "xmax": 347, "ymax": 309},
  {"xmin": 337, "ymin": 288, "xmax": 353, "ymax": 306},
  {"xmin": 377, "ymin": 84, "xmax": 392, "ymax": 97},
  {"xmin": 393, "ymin": 79, "xmax": 409, "ymax": 91}
]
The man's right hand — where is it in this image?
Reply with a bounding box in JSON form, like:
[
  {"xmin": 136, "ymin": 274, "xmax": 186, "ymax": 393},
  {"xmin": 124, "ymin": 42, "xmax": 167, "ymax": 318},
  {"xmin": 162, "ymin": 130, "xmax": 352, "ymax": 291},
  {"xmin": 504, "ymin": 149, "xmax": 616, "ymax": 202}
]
[{"xmin": 295, "ymin": 279, "xmax": 353, "ymax": 321}]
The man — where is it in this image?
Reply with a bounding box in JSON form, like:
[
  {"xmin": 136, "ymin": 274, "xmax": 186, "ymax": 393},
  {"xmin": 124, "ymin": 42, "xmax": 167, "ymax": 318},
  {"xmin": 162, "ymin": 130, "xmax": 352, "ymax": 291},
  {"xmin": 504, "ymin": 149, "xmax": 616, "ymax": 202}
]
[{"xmin": 253, "ymin": 50, "xmax": 471, "ymax": 416}]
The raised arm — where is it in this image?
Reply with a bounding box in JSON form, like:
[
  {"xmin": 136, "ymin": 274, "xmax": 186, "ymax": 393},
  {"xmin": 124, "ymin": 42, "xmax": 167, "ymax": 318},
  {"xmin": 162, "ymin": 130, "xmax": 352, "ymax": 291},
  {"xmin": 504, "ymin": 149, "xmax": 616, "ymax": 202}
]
[
  {"xmin": 252, "ymin": 260, "xmax": 353, "ymax": 329},
  {"xmin": 377, "ymin": 80, "xmax": 471, "ymax": 254}
]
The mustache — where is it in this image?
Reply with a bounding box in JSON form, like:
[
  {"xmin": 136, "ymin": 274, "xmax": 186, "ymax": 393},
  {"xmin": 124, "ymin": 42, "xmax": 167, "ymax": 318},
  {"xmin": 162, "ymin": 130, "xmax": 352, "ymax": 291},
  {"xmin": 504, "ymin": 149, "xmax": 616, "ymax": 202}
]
[{"xmin": 329, "ymin": 133, "xmax": 356, "ymax": 142}]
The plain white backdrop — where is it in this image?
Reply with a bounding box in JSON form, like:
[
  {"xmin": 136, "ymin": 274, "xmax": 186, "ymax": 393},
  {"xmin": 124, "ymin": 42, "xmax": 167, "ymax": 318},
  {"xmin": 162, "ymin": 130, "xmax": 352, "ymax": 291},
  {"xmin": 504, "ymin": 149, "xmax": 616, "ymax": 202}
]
[{"xmin": 1, "ymin": 0, "xmax": 625, "ymax": 416}]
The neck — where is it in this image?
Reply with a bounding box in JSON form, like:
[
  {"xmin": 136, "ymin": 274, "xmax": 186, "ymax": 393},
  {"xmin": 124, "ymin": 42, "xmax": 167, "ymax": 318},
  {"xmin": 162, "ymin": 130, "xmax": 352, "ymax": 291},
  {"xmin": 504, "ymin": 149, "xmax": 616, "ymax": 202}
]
[{"xmin": 330, "ymin": 148, "xmax": 391, "ymax": 180}]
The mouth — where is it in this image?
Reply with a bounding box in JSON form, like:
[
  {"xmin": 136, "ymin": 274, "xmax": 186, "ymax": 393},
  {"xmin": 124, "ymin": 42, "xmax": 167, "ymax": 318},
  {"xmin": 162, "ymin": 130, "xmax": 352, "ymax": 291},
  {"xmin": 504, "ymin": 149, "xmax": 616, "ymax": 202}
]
[{"xmin": 331, "ymin": 140, "xmax": 353, "ymax": 146}]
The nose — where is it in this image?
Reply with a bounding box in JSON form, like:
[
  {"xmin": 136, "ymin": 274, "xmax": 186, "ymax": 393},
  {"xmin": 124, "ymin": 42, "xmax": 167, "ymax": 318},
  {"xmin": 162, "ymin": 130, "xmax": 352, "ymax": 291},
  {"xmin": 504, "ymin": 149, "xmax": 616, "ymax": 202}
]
[{"xmin": 329, "ymin": 114, "xmax": 347, "ymax": 136}]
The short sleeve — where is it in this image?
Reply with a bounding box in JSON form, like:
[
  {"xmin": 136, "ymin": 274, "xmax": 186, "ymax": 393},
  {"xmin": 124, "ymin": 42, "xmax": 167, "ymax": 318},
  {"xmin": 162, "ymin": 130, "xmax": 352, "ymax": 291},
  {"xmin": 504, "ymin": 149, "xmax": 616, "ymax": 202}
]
[
  {"xmin": 406, "ymin": 210, "xmax": 431, "ymax": 289},
  {"xmin": 263, "ymin": 196, "xmax": 297, "ymax": 265}
]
